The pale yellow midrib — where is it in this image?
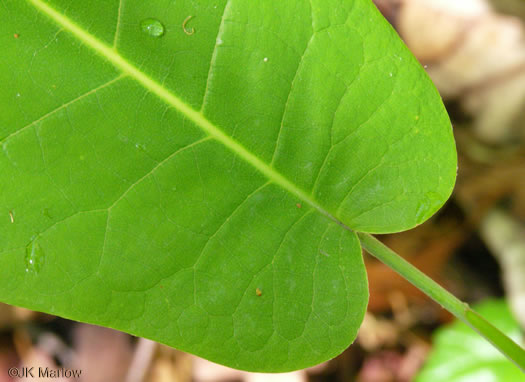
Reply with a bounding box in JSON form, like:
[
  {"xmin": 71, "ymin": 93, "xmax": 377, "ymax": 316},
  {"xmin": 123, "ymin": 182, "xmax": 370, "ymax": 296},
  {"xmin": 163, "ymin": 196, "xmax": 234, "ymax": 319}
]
[{"xmin": 28, "ymin": 0, "xmax": 340, "ymax": 225}]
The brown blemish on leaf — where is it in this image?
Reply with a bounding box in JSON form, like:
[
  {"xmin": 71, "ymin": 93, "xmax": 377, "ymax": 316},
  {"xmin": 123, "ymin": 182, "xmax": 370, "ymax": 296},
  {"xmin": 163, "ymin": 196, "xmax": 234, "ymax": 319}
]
[
  {"xmin": 296, "ymin": 203, "xmax": 302, "ymax": 208},
  {"xmin": 182, "ymin": 15, "xmax": 195, "ymax": 35},
  {"xmin": 256, "ymin": 288, "xmax": 262, "ymax": 297},
  {"xmin": 14, "ymin": 33, "xmax": 19, "ymax": 39}
]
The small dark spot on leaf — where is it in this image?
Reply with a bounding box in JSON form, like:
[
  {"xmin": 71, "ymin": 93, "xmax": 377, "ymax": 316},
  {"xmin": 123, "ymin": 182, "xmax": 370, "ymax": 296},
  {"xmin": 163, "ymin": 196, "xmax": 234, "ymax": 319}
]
[
  {"xmin": 296, "ymin": 203, "xmax": 302, "ymax": 208},
  {"xmin": 42, "ymin": 208, "xmax": 53, "ymax": 219},
  {"xmin": 160, "ymin": 285, "xmax": 164, "ymax": 289},
  {"xmin": 256, "ymin": 288, "xmax": 262, "ymax": 297}
]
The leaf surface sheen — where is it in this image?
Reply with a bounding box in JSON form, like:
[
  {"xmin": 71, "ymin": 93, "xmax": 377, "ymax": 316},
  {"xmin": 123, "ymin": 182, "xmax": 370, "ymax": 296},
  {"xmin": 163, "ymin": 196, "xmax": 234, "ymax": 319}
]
[{"xmin": 0, "ymin": 0, "xmax": 456, "ymax": 371}]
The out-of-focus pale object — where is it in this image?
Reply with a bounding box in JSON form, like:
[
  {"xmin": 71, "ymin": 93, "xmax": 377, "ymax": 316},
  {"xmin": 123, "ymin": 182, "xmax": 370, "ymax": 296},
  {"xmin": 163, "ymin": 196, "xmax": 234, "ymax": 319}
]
[
  {"xmin": 192, "ymin": 356, "xmax": 308, "ymax": 382},
  {"xmin": 481, "ymin": 209, "xmax": 525, "ymax": 330},
  {"xmin": 244, "ymin": 371, "xmax": 305, "ymax": 382},
  {"xmin": 415, "ymin": 0, "xmax": 489, "ymax": 15},
  {"xmin": 397, "ymin": 0, "xmax": 525, "ymax": 144},
  {"xmin": 192, "ymin": 357, "xmax": 241, "ymax": 381}
]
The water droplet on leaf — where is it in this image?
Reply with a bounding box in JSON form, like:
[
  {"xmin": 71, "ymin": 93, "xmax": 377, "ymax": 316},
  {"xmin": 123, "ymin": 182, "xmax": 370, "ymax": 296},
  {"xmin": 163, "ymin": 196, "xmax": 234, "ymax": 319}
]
[
  {"xmin": 263, "ymin": 57, "xmax": 268, "ymax": 62},
  {"xmin": 141, "ymin": 18, "xmax": 165, "ymax": 37},
  {"xmin": 25, "ymin": 236, "xmax": 45, "ymax": 274}
]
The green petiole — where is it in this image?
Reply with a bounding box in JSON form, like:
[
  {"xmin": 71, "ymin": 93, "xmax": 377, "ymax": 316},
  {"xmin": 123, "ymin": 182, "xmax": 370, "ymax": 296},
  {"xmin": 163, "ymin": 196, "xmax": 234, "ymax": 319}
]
[{"xmin": 357, "ymin": 232, "xmax": 525, "ymax": 372}]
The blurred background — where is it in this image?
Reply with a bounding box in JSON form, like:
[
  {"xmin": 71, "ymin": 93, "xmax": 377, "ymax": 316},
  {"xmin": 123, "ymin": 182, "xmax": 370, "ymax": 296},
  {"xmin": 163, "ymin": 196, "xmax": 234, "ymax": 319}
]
[{"xmin": 1, "ymin": 0, "xmax": 525, "ymax": 380}]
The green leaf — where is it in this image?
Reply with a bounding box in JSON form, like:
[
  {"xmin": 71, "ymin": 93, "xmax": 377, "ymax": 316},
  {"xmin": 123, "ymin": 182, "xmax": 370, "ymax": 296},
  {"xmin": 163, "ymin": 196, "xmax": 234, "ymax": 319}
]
[
  {"xmin": 0, "ymin": 0, "xmax": 456, "ymax": 372},
  {"xmin": 416, "ymin": 300, "xmax": 524, "ymax": 382}
]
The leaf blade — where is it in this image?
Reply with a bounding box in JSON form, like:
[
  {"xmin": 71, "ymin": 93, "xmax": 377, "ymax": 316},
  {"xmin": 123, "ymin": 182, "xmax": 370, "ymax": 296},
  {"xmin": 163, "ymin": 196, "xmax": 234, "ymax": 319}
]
[{"xmin": 0, "ymin": 0, "xmax": 456, "ymax": 371}]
